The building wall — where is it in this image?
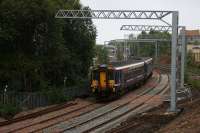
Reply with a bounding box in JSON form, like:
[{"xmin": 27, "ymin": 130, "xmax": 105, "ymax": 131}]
[
  {"xmin": 185, "ymin": 30, "xmax": 200, "ymax": 63},
  {"xmin": 187, "ymin": 44, "xmax": 200, "ymax": 62},
  {"xmin": 187, "ymin": 36, "xmax": 200, "ymax": 43}
]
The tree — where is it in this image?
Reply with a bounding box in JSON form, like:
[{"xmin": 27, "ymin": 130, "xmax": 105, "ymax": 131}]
[
  {"xmin": 0, "ymin": 0, "xmax": 96, "ymax": 92},
  {"xmin": 137, "ymin": 30, "xmax": 171, "ymax": 57},
  {"xmin": 95, "ymin": 45, "xmax": 109, "ymax": 64}
]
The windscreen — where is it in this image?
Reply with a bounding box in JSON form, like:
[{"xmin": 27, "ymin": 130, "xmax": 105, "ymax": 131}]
[{"xmin": 92, "ymin": 70, "xmax": 99, "ymax": 80}]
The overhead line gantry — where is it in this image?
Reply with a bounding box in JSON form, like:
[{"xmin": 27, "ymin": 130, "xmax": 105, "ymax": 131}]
[
  {"xmin": 55, "ymin": 10, "xmax": 172, "ymax": 19},
  {"xmin": 55, "ymin": 9, "xmax": 179, "ymax": 113}
]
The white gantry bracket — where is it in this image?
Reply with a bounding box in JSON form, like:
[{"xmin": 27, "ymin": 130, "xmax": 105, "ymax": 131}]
[
  {"xmin": 120, "ymin": 25, "xmax": 172, "ymax": 31},
  {"xmin": 55, "ymin": 10, "xmax": 172, "ymax": 20},
  {"xmin": 55, "ymin": 9, "xmax": 179, "ymax": 112},
  {"xmin": 120, "ymin": 24, "xmax": 185, "ymax": 32}
]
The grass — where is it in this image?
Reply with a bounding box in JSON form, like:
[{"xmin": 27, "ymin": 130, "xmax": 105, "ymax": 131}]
[
  {"xmin": 0, "ymin": 104, "xmax": 21, "ymax": 120},
  {"xmin": 186, "ymin": 65, "xmax": 200, "ymax": 89}
]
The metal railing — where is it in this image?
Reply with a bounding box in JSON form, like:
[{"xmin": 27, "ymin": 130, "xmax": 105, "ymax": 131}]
[{"xmin": 0, "ymin": 84, "xmax": 90, "ymax": 109}]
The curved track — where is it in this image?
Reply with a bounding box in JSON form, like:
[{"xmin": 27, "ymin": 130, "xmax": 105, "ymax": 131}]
[
  {"xmin": 41, "ymin": 72, "xmax": 164, "ymax": 133},
  {"xmin": 0, "ymin": 102, "xmax": 77, "ymax": 127},
  {"xmin": 0, "ymin": 71, "xmax": 162, "ymax": 133},
  {"xmin": 0, "ymin": 99, "xmax": 104, "ymax": 133},
  {"xmin": 95, "ymin": 75, "xmax": 169, "ymax": 133}
]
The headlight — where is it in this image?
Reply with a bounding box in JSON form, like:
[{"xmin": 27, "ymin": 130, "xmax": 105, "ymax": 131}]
[{"xmin": 113, "ymin": 88, "xmax": 115, "ymax": 92}]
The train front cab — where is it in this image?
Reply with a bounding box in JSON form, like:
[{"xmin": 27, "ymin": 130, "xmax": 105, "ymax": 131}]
[{"xmin": 91, "ymin": 66, "xmax": 116, "ymax": 97}]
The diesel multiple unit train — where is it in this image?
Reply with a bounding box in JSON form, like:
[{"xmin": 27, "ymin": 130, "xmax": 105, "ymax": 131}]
[{"xmin": 91, "ymin": 57, "xmax": 153, "ymax": 98}]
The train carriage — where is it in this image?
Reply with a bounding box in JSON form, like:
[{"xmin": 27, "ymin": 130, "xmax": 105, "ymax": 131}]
[{"xmin": 91, "ymin": 57, "xmax": 153, "ymax": 98}]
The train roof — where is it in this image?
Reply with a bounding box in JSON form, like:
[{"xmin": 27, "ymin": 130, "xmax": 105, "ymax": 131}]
[
  {"xmin": 114, "ymin": 61, "xmax": 144, "ymax": 70},
  {"xmin": 110, "ymin": 57, "xmax": 152, "ymax": 67},
  {"xmin": 94, "ymin": 57, "xmax": 153, "ymax": 71},
  {"xmin": 110, "ymin": 57, "xmax": 152, "ymax": 70}
]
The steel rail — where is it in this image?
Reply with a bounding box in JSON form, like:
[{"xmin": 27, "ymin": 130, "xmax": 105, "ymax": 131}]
[
  {"xmin": 0, "ymin": 102, "xmax": 77, "ymax": 127},
  {"xmin": 1, "ymin": 102, "xmax": 105, "ymax": 133},
  {"xmin": 50, "ymin": 74, "xmax": 162, "ymax": 133},
  {"xmin": 85, "ymin": 74, "xmax": 169, "ymax": 132},
  {"xmin": 84, "ymin": 75, "xmax": 169, "ymax": 133}
]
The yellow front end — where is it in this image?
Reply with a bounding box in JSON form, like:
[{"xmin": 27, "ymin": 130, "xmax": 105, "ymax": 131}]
[
  {"xmin": 108, "ymin": 80, "xmax": 115, "ymax": 92},
  {"xmin": 91, "ymin": 80, "xmax": 98, "ymax": 92},
  {"xmin": 99, "ymin": 71, "xmax": 106, "ymax": 89}
]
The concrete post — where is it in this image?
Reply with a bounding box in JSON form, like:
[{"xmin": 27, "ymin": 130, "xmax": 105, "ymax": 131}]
[
  {"xmin": 181, "ymin": 27, "xmax": 186, "ymax": 88},
  {"xmin": 155, "ymin": 41, "xmax": 158, "ymax": 64},
  {"xmin": 170, "ymin": 11, "xmax": 179, "ymax": 112}
]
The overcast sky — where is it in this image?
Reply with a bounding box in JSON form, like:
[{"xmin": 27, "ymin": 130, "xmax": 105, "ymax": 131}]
[{"xmin": 80, "ymin": 0, "xmax": 200, "ymax": 44}]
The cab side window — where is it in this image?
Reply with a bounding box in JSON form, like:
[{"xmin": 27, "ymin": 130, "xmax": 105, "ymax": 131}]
[{"xmin": 92, "ymin": 70, "xmax": 99, "ymax": 80}]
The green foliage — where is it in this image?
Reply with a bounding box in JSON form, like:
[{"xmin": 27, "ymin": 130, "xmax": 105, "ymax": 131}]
[
  {"xmin": 194, "ymin": 41, "xmax": 200, "ymax": 45},
  {"xmin": 0, "ymin": 104, "xmax": 21, "ymax": 119},
  {"xmin": 185, "ymin": 54, "xmax": 200, "ymax": 89},
  {"xmin": 116, "ymin": 45, "xmax": 124, "ymax": 61},
  {"xmin": 0, "ymin": 0, "xmax": 96, "ymax": 92},
  {"xmin": 137, "ymin": 30, "xmax": 171, "ymax": 57},
  {"xmin": 44, "ymin": 87, "xmax": 67, "ymax": 104},
  {"xmin": 186, "ymin": 73, "xmax": 200, "ymax": 89},
  {"xmin": 95, "ymin": 45, "xmax": 109, "ymax": 64},
  {"xmin": 187, "ymin": 51, "xmax": 194, "ymax": 66},
  {"xmin": 109, "ymin": 30, "xmax": 171, "ymax": 60},
  {"xmin": 190, "ymin": 80, "xmax": 200, "ymax": 89}
]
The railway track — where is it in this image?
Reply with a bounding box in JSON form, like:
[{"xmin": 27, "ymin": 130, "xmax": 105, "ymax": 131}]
[
  {"xmin": 0, "ymin": 99, "xmax": 104, "ymax": 133},
  {"xmin": 0, "ymin": 102, "xmax": 77, "ymax": 127},
  {"xmin": 72, "ymin": 75, "xmax": 168, "ymax": 133},
  {"xmin": 41, "ymin": 72, "xmax": 165, "ymax": 133},
  {"xmin": 0, "ymin": 71, "xmax": 161, "ymax": 133},
  {"xmin": 106, "ymin": 76, "xmax": 170, "ymax": 133},
  {"xmin": 154, "ymin": 64, "xmax": 171, "ymax": 73},
  {"xmin": 21, "ymin": 72, "xmax": 160, "ymax": 133}
]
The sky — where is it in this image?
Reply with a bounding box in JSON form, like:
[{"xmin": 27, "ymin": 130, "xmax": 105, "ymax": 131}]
[{"xmin": 80, "ymin": 0, "xmax": 200, "ymax": 44}]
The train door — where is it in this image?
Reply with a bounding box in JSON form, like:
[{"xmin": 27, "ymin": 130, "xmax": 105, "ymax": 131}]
[
  {"xmin": 144, "ymin": 63, "xmax": 147, "ymax": 78},
  {"xmin": 100, "ymin": 71, "xmax": 106, "ymax": 89},
  {"xmin": 91, "ymin": 70, "xmax": 99, "ymax": 89}
]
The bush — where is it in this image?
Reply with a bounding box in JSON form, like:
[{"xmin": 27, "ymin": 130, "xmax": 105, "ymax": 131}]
[
  {"xmin": 43, "ymin": 87, "xmax": 68, "ymax": 104},
  {"xmin": 190, "ymin": 80, "xmax": 200, "ymax": 89},
  {"xmin": 0, "ymin": 104, "xmax": 21, "ymax": 120}
]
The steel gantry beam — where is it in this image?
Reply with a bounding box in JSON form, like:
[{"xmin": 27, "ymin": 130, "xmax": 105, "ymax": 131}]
[
  {"xmin": 55, "ymin": 10, "xmax": 172, "ymax": 19},
  {"xmin": 120, "ymin": 25, "xmax": 172, "ymax": 31},
  {"xmin": 55, "ymin": 9, "xmax": 179, "ymax": 113}
]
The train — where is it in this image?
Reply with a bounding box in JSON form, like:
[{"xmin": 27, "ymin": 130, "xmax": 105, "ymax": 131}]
[{"xmin": 91, "ymin": 57, "xmax": 153, "ymax": 98}]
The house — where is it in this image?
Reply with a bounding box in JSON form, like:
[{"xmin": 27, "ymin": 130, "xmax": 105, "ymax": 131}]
[
  {"xmin": 185, "ymin": 30, "xmax": 200, "ymax": 63},
  {"xmin": 186, "ymin": 30, "xmax": 200, "ymax": 44}
]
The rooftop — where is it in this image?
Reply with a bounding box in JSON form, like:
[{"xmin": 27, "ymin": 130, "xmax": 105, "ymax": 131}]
[{"xmin": 185, "ymin": 30, "xmax": 200, "ymax": 36}]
